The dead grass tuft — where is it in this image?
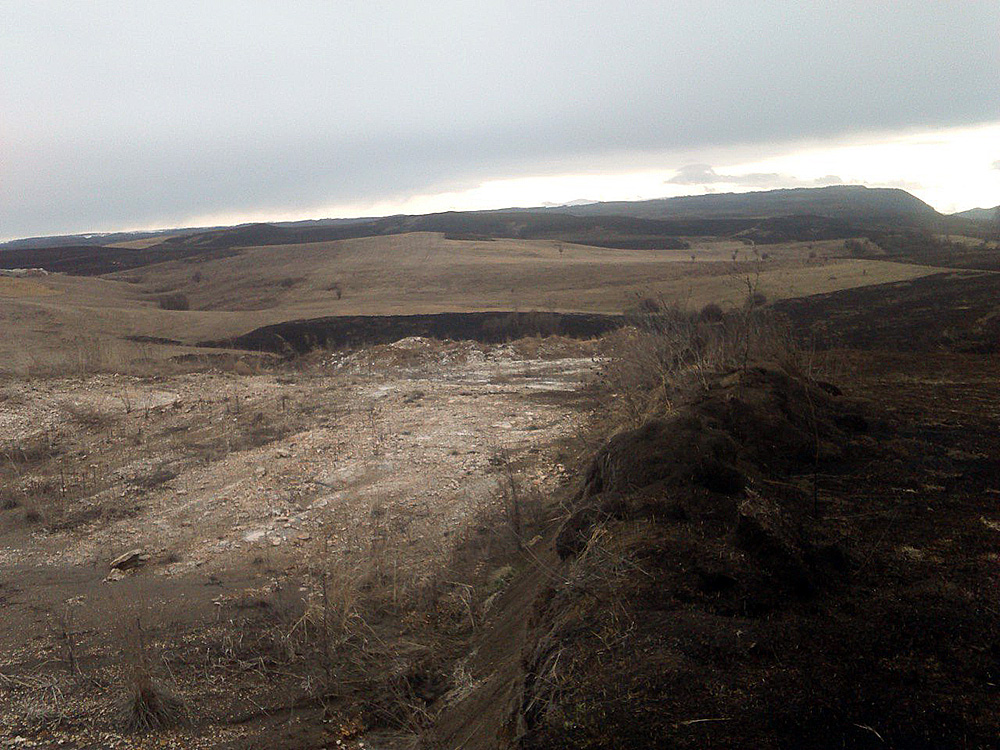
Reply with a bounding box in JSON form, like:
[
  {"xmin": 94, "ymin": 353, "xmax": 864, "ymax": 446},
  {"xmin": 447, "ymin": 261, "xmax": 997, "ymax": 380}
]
[
  {"xmin": 117, "ymin": 616, "xmax": 189, "ymax": 733},
  {"xmin": 120, "ymin": 674, "xmax": 186, "ymax": 732}
]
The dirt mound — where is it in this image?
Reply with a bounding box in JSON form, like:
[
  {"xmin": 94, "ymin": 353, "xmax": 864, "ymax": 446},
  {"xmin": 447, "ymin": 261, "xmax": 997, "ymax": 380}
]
[
  {"xmin": 430, "ymin": 363, "xmax": 1000, "ymax": 749},
  {"xmin": 555, "ymin": 365, "xmax": 863, "ymax": 561}
]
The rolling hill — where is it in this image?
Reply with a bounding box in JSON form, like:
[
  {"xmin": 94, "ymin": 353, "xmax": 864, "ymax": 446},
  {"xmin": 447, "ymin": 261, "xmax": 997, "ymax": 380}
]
[
  {"xmin": 4, "ymin": 186, "xmax": 983, "ymax": 267},
  {"xmin": 954, "ymin": 205, "xmax": 1000, "ymax": 223},
  {"xmin": 561, "ymin": 185, "xmax": 944, "ymax": 224}
]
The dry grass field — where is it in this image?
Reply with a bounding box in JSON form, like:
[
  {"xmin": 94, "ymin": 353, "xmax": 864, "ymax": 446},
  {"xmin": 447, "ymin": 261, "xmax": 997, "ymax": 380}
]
[
  {"xmin": 0, "ymin": 232, "xmax": 947, "ymax": 376},
  {"xmin": 0, "ymin": 277, "xmax": 59, "ymax": 299}
]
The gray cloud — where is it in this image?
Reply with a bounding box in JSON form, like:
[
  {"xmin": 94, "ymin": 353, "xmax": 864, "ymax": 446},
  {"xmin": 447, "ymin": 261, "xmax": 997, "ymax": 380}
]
[
  {"xmin": 668, "ymin": 164, "xmax": 725, "ymax": 185},
  {"xmin": 883, "ymin": 179, "xmax": 926, "ymax": 191},
  {"xmin": 1, "ymin": 1, "xmax": 998, "ymax": 238},
  {"xmin": 668, "ymin": 165, "xmax": 843, "ymax": 189}
]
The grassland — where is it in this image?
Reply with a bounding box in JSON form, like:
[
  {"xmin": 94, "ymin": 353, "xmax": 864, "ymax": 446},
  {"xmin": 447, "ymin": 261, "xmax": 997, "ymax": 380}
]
[
  {"xmin": 0, "ymin": 232, "xmax": 950, "ymax": 376},
  {"xmin": 0, "ymin": 277, "xmax": 59, "ymax": 298}
]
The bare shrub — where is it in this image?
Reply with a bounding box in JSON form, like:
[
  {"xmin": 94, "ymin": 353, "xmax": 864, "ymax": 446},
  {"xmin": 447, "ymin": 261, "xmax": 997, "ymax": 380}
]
[
  {"xmin": 6, "ymin": 675, "xmax": 74, "ymax": 734},
  {"xmin": 625, "ymin": 296, "xmax": 663, "ymax": 316},
  {"xmin": 488, "ymin": 444, "xmax": 545, "ymax": 550},
  {"xmin": 157, "ymin": 293, "xmax": 190, "ymax": 311},
  {"xmin": 844, "ymin": 237, "xmax": 879, "ymax": 257},
  {"xmin": 133, "ymin": 461, "xmax": 179, "ymax": 489},
  {"xmin": 1, "ymin": 431, "xmax": 61, "ymax": 465},
  {"xmin": 699, "ymin": 302, "xmax": 724, "ymax": 322},
  {"xmin": 49, "ymin": 604, "xmax": 82, "ymax": 677},
  {"xmin": 600, "ymin": 299, "xmax": 796, "ymax": 426}
]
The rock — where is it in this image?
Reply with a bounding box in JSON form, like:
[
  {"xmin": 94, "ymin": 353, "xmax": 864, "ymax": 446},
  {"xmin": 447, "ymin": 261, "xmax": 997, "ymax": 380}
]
[
  {"xmin": 104, "ymin": 569, "xmax": 126, "ymax": 582},
  {"xmin": 109, "ymin": 548, "xmax": 148, "ymax": 570}
]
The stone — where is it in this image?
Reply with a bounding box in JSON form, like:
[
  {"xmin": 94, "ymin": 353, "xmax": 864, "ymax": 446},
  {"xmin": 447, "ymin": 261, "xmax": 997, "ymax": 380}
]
[{"xmin": 109, "ymin": 548, "xmax": 148, "ymax": 570}]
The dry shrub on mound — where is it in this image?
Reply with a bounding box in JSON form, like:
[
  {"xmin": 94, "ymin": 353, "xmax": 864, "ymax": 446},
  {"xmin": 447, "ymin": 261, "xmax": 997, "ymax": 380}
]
[{"xmin": 599, "ymin": 302, "xmax": 796, "ymax": 427}]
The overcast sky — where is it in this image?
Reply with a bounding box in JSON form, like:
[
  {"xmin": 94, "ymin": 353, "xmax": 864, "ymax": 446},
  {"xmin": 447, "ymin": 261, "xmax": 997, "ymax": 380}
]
[{"xmin": 2, "ymin": 1, "xmax": 998, "ymax": 240}]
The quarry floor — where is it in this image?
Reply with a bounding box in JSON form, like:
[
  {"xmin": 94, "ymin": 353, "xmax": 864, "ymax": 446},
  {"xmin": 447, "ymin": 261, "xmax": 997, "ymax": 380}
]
[{"xmin": 0, "ymin": 337, "xmax": 600, "ymax": 749}]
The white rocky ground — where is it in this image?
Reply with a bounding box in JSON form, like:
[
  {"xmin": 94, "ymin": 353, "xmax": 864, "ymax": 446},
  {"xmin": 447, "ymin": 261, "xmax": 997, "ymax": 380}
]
[
  {"xmin": 0, "ymin": 337, "xmax": 602, "ymax": 748},
  {"xmin": 1, "ymin": 338, "xmax": 599, "ymax": 578}
]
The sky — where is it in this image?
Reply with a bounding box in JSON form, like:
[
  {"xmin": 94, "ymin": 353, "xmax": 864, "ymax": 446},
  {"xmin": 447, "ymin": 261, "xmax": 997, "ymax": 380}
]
[{"xmin": 1, "ymin": 1, "xmax": 998, "ymax": 240}]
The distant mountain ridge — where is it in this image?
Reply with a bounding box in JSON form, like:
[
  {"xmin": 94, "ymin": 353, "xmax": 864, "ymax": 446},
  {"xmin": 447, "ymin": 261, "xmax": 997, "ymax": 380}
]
[
  {"xmin": 559, "ymin": 185, "xmax": 942, "ymax": 224},
  {"xmin": 954, "ymin": 205, "xmax": 1000, "ymax": 223},
  {"xmin": 2, "ymin": 185, "xmax": 986, "ymax": 263}
]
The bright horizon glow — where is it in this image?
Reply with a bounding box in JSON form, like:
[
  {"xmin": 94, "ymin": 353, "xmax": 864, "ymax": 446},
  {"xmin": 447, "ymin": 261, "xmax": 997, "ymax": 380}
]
[{"xmin": 5, "ymin": 121, "xmax": 999, "ymax": 242}]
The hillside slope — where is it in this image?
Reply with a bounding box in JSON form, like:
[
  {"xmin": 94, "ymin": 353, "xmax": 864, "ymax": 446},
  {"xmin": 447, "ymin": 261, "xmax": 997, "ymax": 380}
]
[
  {"xmin": 564, "ymin": 185, "xmax": 943, "ymax": 224},
  {"xmin": 6, "ymin": 187, "xmax": 976, "ymax": 260},
  {"xmin": 954, "ymin": 205, "xmax": 1000, "ymax": 223}
]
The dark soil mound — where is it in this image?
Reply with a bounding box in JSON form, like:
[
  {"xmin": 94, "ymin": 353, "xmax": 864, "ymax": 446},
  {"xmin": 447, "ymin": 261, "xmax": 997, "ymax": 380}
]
[{"xmin": 495, "ymin": 365, "xmax": 1000, "ymax": 749}]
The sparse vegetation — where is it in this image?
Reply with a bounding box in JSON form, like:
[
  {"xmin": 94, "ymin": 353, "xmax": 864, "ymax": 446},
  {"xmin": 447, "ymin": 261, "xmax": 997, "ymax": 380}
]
[{"xmin": 157, "ymin": 292, "xmax": 191, "ymax": 310}]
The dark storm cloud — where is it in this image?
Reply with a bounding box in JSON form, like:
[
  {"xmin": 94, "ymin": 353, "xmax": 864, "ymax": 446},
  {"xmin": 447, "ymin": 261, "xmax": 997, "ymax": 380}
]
[{"xmin": 1, "ymin": 1, "xmax": 998, "ymax": 238}]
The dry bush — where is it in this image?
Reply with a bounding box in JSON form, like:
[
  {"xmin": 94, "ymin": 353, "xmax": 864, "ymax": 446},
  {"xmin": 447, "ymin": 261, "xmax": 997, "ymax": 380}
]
[
  {"xmin": 1, "ymin": 431, "xmax": 62, "ymax": 465},
  {"xmin": 133, "ymin": 461, "xmax": 179, "ymax": 489},
  {"xmin": 488, "ymin": 443, "xmax": 547, "ymax": 551},
  {"xmin": 600, "ymin": 299, "xmax": 797, "ymax": 426},
  {"xmin": 4, "ymin": 675, "xmax": 75, "ymax": 734},
  {"xmin": 157, "ymin": 292, "xmax": 190, "ymax": 311},
  {"xmin": 699, "ymin": 302, "xmax": 724, "ymax": 322}
]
